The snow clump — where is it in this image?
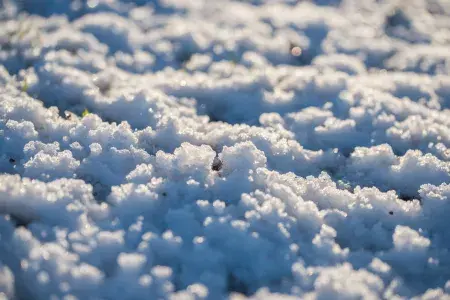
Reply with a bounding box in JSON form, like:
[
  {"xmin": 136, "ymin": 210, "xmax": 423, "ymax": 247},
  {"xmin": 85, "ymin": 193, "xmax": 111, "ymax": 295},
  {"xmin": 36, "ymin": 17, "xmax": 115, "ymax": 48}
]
[{"xmin": 1, "ymin": 0, "xmax": 450, "ymax": 299}]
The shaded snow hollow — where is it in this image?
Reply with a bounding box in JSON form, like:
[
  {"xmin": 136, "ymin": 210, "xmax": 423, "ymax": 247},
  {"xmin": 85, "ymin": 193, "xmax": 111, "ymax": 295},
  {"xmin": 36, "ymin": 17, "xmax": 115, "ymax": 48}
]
[{"xmin": 1, "ymin": 0, "xmax": 450, "ymax": 299}]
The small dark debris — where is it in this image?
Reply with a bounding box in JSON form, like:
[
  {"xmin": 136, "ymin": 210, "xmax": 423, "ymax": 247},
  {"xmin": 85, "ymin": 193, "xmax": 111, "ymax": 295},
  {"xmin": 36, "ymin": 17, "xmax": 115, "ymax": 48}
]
[
  {"xmin": 212, "ymin": 156, "xmax": 223, "ymax": 171},
  {"xmin": 289, "ymin": 42, "xmax": 302, "ymax": 57},
  {"xmin": 162, "ymin": 192, "xmax": 167, "ymax": 197},
  {"xmin": 389, "ymin": 211, "xmax": 394, "ymax": 215},
  {"xmin": 289, "ymin": 41, "xmax": 313, "ymax": 65},
  {"xmin": 9, "ymin": 158, "xmax": 15, "ymax": 163}
]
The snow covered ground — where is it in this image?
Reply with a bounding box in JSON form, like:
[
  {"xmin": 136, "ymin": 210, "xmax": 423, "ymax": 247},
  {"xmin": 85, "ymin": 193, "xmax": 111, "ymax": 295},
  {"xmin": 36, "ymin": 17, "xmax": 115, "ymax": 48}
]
[{"xmin": 1, "ymin": 0, "xmax": 450, "ymax": 298}]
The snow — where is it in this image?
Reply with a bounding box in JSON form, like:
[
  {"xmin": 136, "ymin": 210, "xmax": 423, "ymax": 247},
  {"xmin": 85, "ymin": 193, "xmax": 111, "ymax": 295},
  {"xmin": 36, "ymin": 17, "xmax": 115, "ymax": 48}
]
[{"xmin": 1, "ymin": 0, "xmax": 450, "ymax": 299}]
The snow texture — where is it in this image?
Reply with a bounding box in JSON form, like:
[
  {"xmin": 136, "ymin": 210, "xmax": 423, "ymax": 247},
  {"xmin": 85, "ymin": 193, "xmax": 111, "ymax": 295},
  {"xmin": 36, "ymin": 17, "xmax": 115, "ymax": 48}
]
[{"xmin": 1, "ymin": 0, "xmax": 450, "ymax": 299}]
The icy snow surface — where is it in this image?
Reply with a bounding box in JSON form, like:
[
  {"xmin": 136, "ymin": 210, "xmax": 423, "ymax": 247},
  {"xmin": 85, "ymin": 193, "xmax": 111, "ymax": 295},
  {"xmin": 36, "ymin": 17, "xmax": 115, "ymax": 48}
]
[{"xmin": 1, "ymin": 0, "xmax": 450, "ymax": 299}]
